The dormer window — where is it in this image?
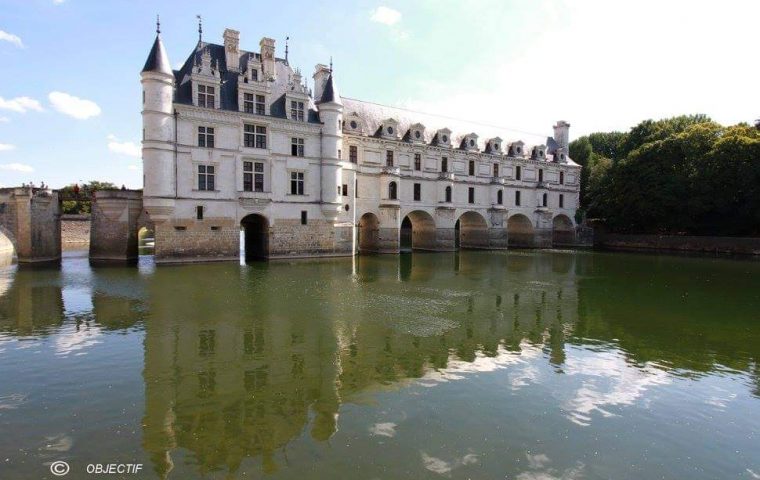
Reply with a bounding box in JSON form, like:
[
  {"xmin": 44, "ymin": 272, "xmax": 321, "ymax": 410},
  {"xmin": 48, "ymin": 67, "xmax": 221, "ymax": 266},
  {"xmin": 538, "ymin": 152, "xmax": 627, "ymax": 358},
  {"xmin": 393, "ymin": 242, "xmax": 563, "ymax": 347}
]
[
  {"xmin": 461, "ymin": 133, "xmax": 479, "ymax": 151},
  {"xmin": 510, "ymin": 141, "xmax": 525, "ymax": 157},
  {"xmin": 408, "ymin": 123, "xmax": 425, "ymax": 143},
  {"xmin": 380, "ymin": 119, "xmax": 400, "ymax": 139},
  {"xmin": 251, "ymin": 69, "xmax": 258, "ymax": 82},
  {"xmin": 198, "ymin": 84, "xmax": 215, "ymax": 108},
  {"xmin": 441, "ymin": 134, "xmax": 449, "ymax": 143},
  {"xmin": 435, "ymin": 128, "xmax": 452, "ymax": 147},
  {"xmin": 415, "ymin": 131, "xmax": 421, "ymax": 139},
  {"xmin": 290, "ymin": 100, "xmax": 305, "ymax": 121},
  {"xmin": 532, "ymin": 145, "xmax": 547, "ymax": 160}
]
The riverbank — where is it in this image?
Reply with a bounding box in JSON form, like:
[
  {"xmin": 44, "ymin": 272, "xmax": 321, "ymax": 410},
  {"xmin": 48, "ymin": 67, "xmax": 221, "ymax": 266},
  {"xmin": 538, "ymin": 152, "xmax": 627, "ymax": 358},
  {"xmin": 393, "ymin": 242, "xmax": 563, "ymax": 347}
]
[
  {"xmin": 596, "ymin": 232, "xmax": 760, "ymax": 256},
  {"xmin": 61, "ymin": 214, "xmax": 89, "ymax": 250}
]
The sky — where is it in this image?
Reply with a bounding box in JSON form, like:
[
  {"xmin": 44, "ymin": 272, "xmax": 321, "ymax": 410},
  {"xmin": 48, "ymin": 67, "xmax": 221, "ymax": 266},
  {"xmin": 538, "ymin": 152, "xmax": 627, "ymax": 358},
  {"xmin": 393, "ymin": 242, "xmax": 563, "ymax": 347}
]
[{"xmin": 0, "ymin": 0, "xmax": 757, "ymax": 189}]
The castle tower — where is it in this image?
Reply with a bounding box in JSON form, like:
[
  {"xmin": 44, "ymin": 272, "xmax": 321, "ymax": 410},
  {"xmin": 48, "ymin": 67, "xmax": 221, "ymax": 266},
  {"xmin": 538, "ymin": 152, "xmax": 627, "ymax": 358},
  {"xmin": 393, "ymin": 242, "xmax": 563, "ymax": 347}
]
[
  {"xmin": 316, "ymin": 71, "xmax": 343, "ymax": 220},
  {"xmin": 141, "ymin": 23, "xmax": 176, "ymax": 221}
]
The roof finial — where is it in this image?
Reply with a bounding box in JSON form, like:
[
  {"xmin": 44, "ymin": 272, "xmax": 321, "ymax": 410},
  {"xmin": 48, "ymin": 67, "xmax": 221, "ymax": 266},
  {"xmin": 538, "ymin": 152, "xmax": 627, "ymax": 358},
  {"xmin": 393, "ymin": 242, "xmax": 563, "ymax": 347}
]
[
  {"xmin": 329, "ymin": 56, "xmax": 333, "ymax": 73},
  {"xmin": 285, "ymin": 36, "xmax": 290, "ymax": 64},
  {"xmin": 156, "ymin": 15, "xmax": 161, "ymax": 35},
  {"xmin": 196, "ymin": 14, "xmax": 202, "ymax": 43}
]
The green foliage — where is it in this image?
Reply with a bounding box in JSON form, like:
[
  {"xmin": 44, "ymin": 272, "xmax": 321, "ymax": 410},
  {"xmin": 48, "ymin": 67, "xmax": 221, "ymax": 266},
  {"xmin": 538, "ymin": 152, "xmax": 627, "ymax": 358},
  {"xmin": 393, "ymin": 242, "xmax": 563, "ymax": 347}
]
[
  {"xmin": 59, "ymin": 181, "xmax": 116, "ymax": 215},
  {"xmin": 575, "ymin": 115, "xmax": 760, "ymax": 236}
]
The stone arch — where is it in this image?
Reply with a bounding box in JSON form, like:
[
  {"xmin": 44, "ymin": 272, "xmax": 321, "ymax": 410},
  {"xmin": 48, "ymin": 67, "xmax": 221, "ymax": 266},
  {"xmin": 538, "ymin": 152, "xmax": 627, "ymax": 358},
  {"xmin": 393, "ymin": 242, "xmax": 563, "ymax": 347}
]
[
  {"xmin": 456, "ymin": 211, "xmax": 489, "ymax": 249},
  {"xmin": 400, "ymin": 210, "xmax": 436, "ymax": 251},
  {"xmin": 241, "ymin": 214, "xmax": 269, "ymax": 261},
  {"xmin": 358, "ymin": 212, "xmax": 381, "ymax": 254},
  {"xmin": 507, "ymin": 214, "xmax": 534, "ymax": 248},
  {"xmin": 0, "ymin": 225, "xmax": 17, "ymax": 267},
  {"xmin": 552, "ymin": 214, "xmax": 575, "ymax": 246},
  {"xmin": 137, "ymin": 226, "xmax": 155, "ymax": 255}
]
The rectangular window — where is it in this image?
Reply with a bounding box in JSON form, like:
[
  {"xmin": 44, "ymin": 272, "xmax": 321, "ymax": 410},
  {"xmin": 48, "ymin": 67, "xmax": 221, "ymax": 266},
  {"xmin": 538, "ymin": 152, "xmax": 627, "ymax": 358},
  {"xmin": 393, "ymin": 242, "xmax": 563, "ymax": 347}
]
[
  {"xmin": 469, "ymin": 160, "xmax": 475, "ymax": 176},
  {"xmin": 468, "ymin": 187, "xmax": 475, "ymax": 204},
  {"xmin": 539, "ymin": 169, "xmax": 544, "ymax": 183},
  {"xmin": 342, "ymin": 184, "xmax": 348, "ymax": 196},
  {"xmin": 197, "ymin": 164, "xmax": 215, "ymax": 191},
  {"xmin": 251, "ymin": 69, "xmax": 258, "ymax": 82},
  {"xmin": 349, "ymin": 145, "xmax": 358, "ymax": 163},
  {"xmin": 198, "ymin": 126, "xmax": 214, "ymax": 148},
  {"xmin": 291, "ymin": 137, "xmax": 305, "ymax": 157},
  {"xmin": 493, "ymin": 163, "xmax": 499, "ymax": 177},
  {"xmin": 441, "ymin": 157, "xmax": 448, "ymax": 173},
  {"xmin": 244, "ymin": 124, "xmax": 267, "ymax": 149},
  {"xmin": 255, "ymin": 95, "xmax": 265, "ymax": 115},
  {"xmin": 559, "ymin": 194, "xmax": 564, "ymax": 208},
  {"xmin": 196, "ymin": 205, "xmax": 204, "ymax": 220},
  {"xmin": 198, "ymin": 84, "xmax": 215, "ymax": 108},
  {"xmin": 414, "ymin": 183, "xmax": 421, "ymax": 201},
  {"xmin": 560, "ymin": 171, "xmax": 564, "ymax": 185},
  {"xmin": 386, "ymin": 150, "xmax": 394, "ymax": 167},
  {"xmin": 515, "ymin": 165, "xmax": 522, "ymax": 180},
  {"xmin": 515, "ymin": 190, "xmax": 521, "ymax": 206},
  {"xmin": 290, "ymin": 100, "xmax": 305, "ymax": 121},
  {"xmin": 414, "ymin": 153, "xmax": 421, "ymax": 171},
  {"xmin": 243, "ymin": 93, "xmax": 254, "ymax": 113},
  {"xmin": 290, "ymin": 171, "xmax": 304, "ymax": 195},
  {"xmin": 243, "ymin": 161, "xmax": 263, "ymax": 192},
  {"xmin": 301, "ymin": 210, "xmax": 308, "ymax": 225}
]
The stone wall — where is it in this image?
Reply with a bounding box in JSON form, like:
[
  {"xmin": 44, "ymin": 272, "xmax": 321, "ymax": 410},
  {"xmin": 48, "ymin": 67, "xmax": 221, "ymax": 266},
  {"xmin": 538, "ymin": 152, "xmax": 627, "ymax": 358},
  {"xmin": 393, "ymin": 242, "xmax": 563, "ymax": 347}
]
[
  {"xmin": 89, "ymin": 190, "xmax": 143, "ymax": 264},
  {"xmin": 61, "ymin": 214, "xmax": 90, "ymax": 249},
  {"xmin": 269, "ymin": 219, "xmax": 353, "ymax": 259},
  {"xmin": 0, "ymin": 187, "xmax": 61, "ymax": 263},
  {"xmin": 597, "ymin": 233, "xmax": 760, "ymax": 256},
  {"xmin": 155, "ymin": 218, "xmax": 240, "ymax": 264}
]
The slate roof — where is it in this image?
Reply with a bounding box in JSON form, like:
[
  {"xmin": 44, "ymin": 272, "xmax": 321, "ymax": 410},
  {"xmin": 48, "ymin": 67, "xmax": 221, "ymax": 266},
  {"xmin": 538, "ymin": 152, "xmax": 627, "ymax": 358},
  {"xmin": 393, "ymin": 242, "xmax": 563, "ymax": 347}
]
[
  {"xmin": 142, "ymin": 35, "xmax": 172, "ymax": 75},
  {"xmin": 172, "ymin": 42, "xmax": 320, "ymax": 123},
  {"xmin": 341, "ymin": 97, "xmax": 576, "ymax": 164}
]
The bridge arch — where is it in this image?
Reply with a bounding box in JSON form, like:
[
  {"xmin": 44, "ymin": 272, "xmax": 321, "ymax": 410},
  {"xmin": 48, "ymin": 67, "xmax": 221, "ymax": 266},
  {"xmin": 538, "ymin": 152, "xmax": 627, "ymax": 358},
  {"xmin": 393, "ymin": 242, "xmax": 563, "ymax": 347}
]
[
  {"xmin": 552, "ymin": 214, "xmax": 575, "ymax": 246},
  {"xmin": 456, "ymin": 211, "xmax": 489, "ymax": 249},
  {"xmin": 241, "ymin": 214, "xmax": 269, "ymax": 261},
  {"xmin": 507, "ymin": 214, "xmax": 534, "ymax": 248},
  {"xmin": 358, "ymin": 212, "xmax": 381, "ymax": 254},
  {"xmin": 400, "ymin": 210, "xmax": 436, "ymax": 252},
  {"xmin": 0, "ymin": 225, "xmax": 17, "ymax": 266}
]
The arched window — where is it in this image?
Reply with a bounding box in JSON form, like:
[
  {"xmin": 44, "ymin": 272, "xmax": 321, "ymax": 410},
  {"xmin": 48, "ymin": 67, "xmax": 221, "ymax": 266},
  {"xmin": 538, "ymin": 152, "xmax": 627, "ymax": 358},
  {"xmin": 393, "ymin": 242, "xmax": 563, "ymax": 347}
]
[
  {"xmin": 388, "ymin": 181, "xmax": 398, "ymax": 200},
  {"xmin": 445, "ymin": 185, "xmax": 452, "ymax": 203},
  {"xmin": 542, "ymin": 192, "xmax": 548, "ymax": 207},
  {"xmin": 497, "ymin": 189, "xmax": 503, "ymax": 205}
]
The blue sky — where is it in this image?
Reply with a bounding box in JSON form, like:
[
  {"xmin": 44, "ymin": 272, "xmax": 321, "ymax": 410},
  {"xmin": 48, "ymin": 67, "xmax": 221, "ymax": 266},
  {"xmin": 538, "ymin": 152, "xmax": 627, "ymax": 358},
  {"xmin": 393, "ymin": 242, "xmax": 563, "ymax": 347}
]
[{"xmin": 0, "ymin": 0, "xmax": 758, "ymax": 188}]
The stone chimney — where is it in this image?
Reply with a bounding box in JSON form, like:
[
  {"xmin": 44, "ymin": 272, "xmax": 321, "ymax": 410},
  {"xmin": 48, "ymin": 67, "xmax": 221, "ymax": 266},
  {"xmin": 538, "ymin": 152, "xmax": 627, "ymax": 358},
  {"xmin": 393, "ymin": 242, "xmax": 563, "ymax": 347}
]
[
  {"xmin": 223, "ymin": 29, "xmax": 240, "ymax": 71},
  {"xmin": 553, "ymin": 120, "xmax": 570, "ymax": 150},
  {"xmin": 259, "ymin": 37, "xmax": 275, "ymax": 80},
  {"xmin": 312, "ymin": 64, "xmax": 331, "ymax": 101}
]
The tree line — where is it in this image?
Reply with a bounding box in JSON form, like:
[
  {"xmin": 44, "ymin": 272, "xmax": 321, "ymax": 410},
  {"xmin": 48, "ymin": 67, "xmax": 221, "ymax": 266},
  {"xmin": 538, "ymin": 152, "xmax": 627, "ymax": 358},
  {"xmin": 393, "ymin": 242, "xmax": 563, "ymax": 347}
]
[{"xmin": 569, "ymin": 115, "xmax": 760, "ymax": 236}]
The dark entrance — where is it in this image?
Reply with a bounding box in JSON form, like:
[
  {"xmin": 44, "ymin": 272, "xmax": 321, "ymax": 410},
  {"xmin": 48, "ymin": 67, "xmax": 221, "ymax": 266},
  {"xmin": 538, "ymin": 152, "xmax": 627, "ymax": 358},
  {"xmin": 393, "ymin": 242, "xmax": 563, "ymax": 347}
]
[{"xmin": 241, "ymin": 214, "xmax": 269, "ymax": 261}]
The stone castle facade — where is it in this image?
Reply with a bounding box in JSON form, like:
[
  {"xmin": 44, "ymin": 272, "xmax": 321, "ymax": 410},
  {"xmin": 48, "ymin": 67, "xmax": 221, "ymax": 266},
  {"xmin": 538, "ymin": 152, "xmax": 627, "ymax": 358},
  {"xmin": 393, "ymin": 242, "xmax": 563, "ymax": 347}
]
[{"xmin": 141, "ymin": 26, "xmax": 582, "ymax": 263}]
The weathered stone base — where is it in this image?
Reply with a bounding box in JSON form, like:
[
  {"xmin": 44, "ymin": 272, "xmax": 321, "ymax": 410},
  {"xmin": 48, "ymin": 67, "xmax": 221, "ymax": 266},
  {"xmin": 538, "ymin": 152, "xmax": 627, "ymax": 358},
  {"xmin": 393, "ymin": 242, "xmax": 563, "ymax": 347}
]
[
  {"xmin": 90, "ymin": 191, "xmax": 143, "ymax": 265},
  {"xmin": 269, "ymin": 219, "xmax": 353, "ymax": 258},
  {"xmin": 154, "ymin": 219, "xmax": 240, "ymax": 264}
]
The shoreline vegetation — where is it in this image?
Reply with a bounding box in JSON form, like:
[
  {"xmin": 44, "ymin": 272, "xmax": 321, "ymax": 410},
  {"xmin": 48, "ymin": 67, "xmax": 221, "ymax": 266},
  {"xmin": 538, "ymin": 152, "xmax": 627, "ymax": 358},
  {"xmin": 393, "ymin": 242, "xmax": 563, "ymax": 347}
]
[{"xmin": 570, "ymin": 115, "xmax": 760, "ymax": 237}]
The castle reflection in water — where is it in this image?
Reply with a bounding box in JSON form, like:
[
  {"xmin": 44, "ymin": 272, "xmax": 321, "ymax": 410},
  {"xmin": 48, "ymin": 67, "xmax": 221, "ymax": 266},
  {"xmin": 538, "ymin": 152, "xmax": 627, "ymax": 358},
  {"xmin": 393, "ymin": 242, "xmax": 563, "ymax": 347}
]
[{"xmin": 1, "ymin": 250, "xmax": 758, "ymax": 478}]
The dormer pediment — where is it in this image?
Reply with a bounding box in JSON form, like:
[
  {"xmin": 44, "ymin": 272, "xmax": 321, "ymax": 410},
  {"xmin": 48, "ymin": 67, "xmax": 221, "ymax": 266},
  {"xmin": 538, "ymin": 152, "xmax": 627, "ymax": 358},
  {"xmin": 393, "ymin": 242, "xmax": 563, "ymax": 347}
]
[
  {"xmin": 460, "ymin": 133, "xmax": 479, "ymax": 151},
  {"xmin": 509, "ymin": 141, "xmax": 525, "ymax": 157},
  {"xmin": 486, "ymin": 137, "xmax": 503, "ymax": 154},
  {"xmin": 531, "ymin": 144, "xmax": 547, "ymax": 160},
  {"xmin": 378, "ymin": 118, "xmax": 400, "ymax": 139},
  {"xmin": 344, "ymin": 112, "xmax": 366, "ymax": 135},
  {"xmin": 407, "ymin": 122, "xmax": 426, "ymax": 143},
  {"xmin": 433, "ymin": 128, "xmax": 452, "ymax": 147}
]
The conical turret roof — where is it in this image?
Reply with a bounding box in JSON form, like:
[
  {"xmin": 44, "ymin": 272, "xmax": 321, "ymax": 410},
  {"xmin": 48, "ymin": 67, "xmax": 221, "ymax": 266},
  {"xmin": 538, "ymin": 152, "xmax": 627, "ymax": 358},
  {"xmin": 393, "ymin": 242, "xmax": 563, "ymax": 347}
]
[
  {"xmin": 142, "ymin": 34, "xmax": 172, "ymax": 75},
  {"xmin": 320, "ymin": 74, "xmax": 342, "ymax": 105}
]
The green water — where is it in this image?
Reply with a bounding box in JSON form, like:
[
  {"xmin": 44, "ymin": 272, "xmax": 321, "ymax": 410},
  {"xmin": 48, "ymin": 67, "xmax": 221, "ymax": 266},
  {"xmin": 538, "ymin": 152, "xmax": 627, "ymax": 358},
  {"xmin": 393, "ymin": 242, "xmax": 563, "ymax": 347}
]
[{"xmin": 0, "ymin": 250, "xmax": 758, "ymax": 479}]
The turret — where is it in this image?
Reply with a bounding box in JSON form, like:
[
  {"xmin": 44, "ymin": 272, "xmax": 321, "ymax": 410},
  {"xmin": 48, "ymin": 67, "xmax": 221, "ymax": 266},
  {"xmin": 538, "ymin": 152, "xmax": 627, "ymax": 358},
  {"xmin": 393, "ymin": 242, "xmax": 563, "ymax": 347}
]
[
  {"xmin": 317, "ymin": 72, "xmax": 343, "ymax": 220},
  {"xmin": 141, "ymin": 21, "xmax": 176, "ymax": 217}
]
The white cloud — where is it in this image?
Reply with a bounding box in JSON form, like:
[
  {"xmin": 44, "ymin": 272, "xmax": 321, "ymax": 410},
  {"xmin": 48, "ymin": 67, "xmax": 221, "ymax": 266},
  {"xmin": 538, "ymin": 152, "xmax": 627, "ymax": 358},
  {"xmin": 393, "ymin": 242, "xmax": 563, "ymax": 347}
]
[
  {"xmin": 107, "ymin": 134, "xmax": 140, "ymax": 157},
  {"xmin": 53, "ymin": 0, "xmax": 66, "ymax": 4},
  {"xmin": 0, "ymin": 96, "xmax": 43, "ymax": 113},
  {"xmin": 0, "ymin": 143, "xmax": 15, "ymax": 151},
  {"xmin": 0, "ymin": 162, "xmax": 34, "ymax": 172},
  {"xmin": 370, "ymin": 6, "xmax": 402, "ymax": 26},
  {"xmin": 0, "ymin": 30, "xmax": 23, "ymax": 48},
  {"xmin": 48, "ymin": 91, "xmax": 101, "ymax": 120},
  {"xmin": 369, "ymin": 422, "xmax": 397, "ymax": 437},
  {"xmin": 0, "ymin": 117, "xmax": 9, "ymax": 123}
]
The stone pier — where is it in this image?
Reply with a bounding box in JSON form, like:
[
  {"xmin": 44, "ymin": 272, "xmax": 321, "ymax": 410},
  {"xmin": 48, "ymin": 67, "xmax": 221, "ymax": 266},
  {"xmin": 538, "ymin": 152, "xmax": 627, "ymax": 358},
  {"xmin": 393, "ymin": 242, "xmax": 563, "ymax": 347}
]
[
  {"xmin": 0, "ymin": 187, "xmax": 61, "ymax": 264},
  {"xmin": 89, "ymin": 190, "xmax": 143, "ymax": 264}
]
